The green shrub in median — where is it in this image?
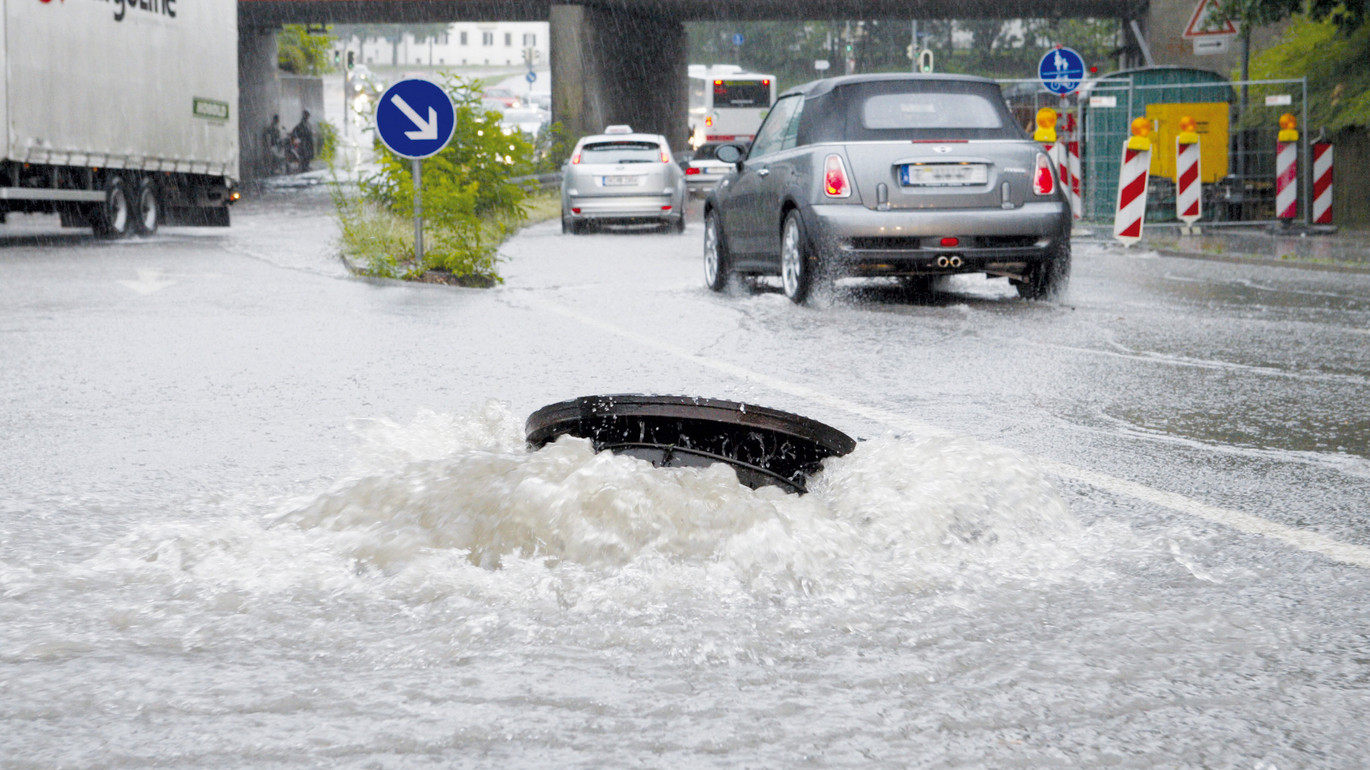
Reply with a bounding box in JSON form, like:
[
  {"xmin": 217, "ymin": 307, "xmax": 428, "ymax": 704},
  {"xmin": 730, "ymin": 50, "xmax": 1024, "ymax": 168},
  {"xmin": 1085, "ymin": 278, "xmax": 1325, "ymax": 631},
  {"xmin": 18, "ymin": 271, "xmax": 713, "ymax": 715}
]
[{"xmin": 339, "ymin": 73, "xmax": 539, "ymax": 285}]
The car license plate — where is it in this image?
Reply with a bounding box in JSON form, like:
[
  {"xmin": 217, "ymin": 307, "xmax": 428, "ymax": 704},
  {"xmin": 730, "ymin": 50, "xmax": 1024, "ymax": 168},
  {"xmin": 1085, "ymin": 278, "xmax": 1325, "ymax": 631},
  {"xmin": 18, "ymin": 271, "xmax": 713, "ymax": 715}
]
[
  {"xmin": 899, "ymin": 164, "xmax": 988, "ymax": 186},
  {"xmin": 603, "ymin": 175, "xmax": 639, "ymax": 186}
]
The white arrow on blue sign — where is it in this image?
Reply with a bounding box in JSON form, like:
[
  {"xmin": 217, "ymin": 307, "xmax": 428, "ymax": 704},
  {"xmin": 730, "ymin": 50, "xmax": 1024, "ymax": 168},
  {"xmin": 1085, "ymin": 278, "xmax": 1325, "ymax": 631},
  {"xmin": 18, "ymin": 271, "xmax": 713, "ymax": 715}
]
[
  {"xmin": 375, "ymin": 78, "xmax": 457, "ymax": 159},
  {"xmin": 1038, "ymin": 47, "xmax": 1086, "ymax": 96}
]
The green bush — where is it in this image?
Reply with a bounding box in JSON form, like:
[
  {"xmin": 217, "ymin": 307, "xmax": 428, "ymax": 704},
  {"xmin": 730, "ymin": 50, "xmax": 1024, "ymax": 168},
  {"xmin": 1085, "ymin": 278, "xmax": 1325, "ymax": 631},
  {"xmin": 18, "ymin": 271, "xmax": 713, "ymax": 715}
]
[{"xmin": 347, "ymin": 73, "xmax": 537, "ymax": 284}]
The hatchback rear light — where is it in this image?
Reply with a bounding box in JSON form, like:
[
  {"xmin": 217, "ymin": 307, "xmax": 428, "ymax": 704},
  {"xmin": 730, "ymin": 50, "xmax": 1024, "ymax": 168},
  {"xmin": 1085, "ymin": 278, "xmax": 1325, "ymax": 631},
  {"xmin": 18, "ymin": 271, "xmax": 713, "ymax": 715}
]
[
  {"xmin": 661, "ymin": 151, "xmax": 670, "ymax": 163},
  {"xmin": 1033, "ymin": 153, "xmax": 1055, "ymax": 196},
  {"xmin": 685, "ymin": 167, "xmax": 701, "ymax": 176},
  {"xmin": 571, "ymin": 152, "xmax": 581, "ymax": 165},
  {"xmin": 824, "ymin": 154, "xmax": 851, "ymax": 198}
]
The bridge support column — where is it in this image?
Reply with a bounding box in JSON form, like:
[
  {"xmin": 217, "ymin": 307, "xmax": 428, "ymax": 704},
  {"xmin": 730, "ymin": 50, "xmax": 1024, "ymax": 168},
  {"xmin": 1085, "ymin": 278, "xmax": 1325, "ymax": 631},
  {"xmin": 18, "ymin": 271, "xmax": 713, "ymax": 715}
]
[
  {"xmin": 238, "ymin": 26, "xmax": 280, "ymax": 185},
  {"xmin": 550, "ymin": 4, "xmax": 687, "ymax": 150}
]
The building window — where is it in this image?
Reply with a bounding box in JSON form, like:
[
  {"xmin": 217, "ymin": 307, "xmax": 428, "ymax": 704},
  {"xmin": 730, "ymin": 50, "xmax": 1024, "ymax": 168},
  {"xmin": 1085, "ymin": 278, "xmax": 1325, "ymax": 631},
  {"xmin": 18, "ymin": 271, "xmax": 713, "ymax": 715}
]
[
  {"xmin": 523, "ymin": 33, "xmax": 536, "ymax": 46},
  {"xmin": 482, "ymin": 32, "xmax": 493, "ymax": 46},
  {"xmin": 460, "ymin": 31, "xmax": 468, "ymax": 46},
  {"xmin": 505, "ymin": 32, "xmax": 513, "ymax": 46}
]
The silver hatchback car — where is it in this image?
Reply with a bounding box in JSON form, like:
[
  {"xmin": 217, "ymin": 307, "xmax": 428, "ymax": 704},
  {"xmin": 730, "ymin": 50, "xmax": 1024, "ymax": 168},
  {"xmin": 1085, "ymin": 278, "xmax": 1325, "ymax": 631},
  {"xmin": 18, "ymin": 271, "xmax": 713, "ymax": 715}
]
[
  {"xmin": 561, "ymin": 127, "xmax": 687, "ymax": 234},
  {"xmin": 703, "ymin": 74, "xmax": 1072, "ymax": 302}
]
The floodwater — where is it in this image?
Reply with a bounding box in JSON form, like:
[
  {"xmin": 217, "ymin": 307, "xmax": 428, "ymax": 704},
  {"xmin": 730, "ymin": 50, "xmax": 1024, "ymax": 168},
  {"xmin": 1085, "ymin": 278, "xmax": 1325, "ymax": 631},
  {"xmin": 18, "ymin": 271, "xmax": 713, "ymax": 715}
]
[{"xmin": 3, "ymin": 191, "xmax": 1370, "ymax": 767}]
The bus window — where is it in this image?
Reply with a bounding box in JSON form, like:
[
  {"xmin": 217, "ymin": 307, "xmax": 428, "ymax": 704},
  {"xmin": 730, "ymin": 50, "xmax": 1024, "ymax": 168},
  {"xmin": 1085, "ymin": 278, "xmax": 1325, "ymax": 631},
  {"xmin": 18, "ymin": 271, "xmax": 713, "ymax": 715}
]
[{"xmin": 714, "ymin": 80, "xmax": 772, "ymax": 107}]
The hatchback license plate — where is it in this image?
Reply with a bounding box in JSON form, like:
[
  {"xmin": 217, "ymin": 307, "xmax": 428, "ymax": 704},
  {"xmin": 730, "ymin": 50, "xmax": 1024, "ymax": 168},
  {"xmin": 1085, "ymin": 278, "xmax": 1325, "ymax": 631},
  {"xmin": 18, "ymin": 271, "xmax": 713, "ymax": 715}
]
[
  {"xmin": 900, "ymin": 164, "xmax": 987, "ymax": 186},
  {"xmin": 603, "ymin": 175, "xmax": 639, "ymax": 186}
]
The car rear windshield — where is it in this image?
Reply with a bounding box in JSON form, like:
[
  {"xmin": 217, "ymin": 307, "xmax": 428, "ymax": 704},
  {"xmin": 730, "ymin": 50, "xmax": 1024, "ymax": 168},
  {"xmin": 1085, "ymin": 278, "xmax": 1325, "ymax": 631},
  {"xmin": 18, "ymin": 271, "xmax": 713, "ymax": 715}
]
[
  {"xmin": 862, "ymin": 93, "xmax": 1004, "ymax": 130},
  {"xmin": 798, "ymin": 80, "xmax": 1025, "ymax": 144},
  {"xmin": 579, "ymin": 141, "xmax": 662, "ymax": 164}
]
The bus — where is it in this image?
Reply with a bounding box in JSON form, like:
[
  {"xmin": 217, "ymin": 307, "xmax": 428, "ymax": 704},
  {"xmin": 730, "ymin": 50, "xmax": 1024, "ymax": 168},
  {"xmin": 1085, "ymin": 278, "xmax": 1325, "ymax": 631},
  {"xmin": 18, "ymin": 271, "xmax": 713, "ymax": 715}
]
[{"xmin": 687, "ymin": 65, "xmax": 777, "ymax": 148}]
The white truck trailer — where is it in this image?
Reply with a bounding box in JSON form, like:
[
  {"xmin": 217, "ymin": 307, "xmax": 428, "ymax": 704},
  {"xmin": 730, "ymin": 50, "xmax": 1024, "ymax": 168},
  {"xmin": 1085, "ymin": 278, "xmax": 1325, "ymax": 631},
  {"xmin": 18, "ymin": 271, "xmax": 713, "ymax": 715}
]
[{"xmin": 0, "ymin": 0, "xmax": 239, "ymax": 237}]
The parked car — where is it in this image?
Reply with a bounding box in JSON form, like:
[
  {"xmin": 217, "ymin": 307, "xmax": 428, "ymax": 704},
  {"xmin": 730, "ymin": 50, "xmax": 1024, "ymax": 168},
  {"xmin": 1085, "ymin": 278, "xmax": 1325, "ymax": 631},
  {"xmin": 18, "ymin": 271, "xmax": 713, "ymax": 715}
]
[
  {"xmin": 561, "ymin": 126, "xmax": 687, "ymax": 234},
  {"xmin": 684, "ymin": 141, "xmax": 747, "ymax": 196},
  {"xmin": 702, "ymin": 73, "xmax": 1072, "ymax": 303}
]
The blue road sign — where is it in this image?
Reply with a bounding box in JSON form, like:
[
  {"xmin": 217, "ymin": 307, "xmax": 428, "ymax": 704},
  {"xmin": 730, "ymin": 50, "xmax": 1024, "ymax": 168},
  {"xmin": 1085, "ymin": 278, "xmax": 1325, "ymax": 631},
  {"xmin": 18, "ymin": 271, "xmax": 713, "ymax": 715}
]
[
  {"xmin": 732, "ymin": 33, "xmax": 745, "ymax": 46},
  {"xmin": 375, "ymin": 78, "xmax": 456, "ymax": 159},
  {"xmin": 526, "ymin": 70, "xmax": 537, "ymax": 84},
  {"xmin": 1038, "ymin": 47, "xmax": 1086, "ymax": 96}
]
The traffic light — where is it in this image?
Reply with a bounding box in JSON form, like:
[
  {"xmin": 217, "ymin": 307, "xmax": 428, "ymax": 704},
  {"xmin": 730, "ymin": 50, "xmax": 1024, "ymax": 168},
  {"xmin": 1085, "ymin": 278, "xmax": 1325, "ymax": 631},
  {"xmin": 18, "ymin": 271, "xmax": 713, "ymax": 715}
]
[
  {"xmin": 346, "ymin": 50, "xmax": 355, "ymax": 70},
  {"xmin": 918, "ymin": 49, "xmax": 934, "ymax": 73},
  {"xmin": 333, "ymin": 50, "xmax": 340, "ymax": 66}
]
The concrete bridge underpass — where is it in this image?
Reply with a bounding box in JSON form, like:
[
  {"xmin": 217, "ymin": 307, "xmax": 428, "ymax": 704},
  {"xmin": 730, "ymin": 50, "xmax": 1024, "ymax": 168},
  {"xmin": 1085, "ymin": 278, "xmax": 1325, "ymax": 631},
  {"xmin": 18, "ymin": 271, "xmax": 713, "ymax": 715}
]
[{"xmin": 236, "ymin": 0, "xmax": 1153, "ymax": 181}]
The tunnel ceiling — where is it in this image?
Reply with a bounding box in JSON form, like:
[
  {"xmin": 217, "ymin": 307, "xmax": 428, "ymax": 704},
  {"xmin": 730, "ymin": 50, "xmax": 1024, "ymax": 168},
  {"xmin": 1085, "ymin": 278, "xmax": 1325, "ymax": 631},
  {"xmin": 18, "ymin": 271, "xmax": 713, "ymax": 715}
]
[{"xmin": 239, "ymin": 0, "xmax": 1143, "ymax": 27}]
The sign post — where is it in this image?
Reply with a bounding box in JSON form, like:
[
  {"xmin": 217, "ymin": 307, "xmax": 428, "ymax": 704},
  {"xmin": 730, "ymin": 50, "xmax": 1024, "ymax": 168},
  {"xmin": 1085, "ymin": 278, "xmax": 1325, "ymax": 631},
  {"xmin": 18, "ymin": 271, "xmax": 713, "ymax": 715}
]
[{"xmin": 375, "ymin": 78, "xmax": 457, "ymax": 269}]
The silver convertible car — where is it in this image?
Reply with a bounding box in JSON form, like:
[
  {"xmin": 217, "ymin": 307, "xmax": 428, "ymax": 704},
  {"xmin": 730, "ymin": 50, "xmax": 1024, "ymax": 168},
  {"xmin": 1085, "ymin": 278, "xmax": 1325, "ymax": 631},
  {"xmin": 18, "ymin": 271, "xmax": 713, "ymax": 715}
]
[
  {"xmin": 702, "ymin": 74, "xmax": 1072, "ymax": 303},
  {"xmin": 561, "ymin": 127, "xmax": 687, "ymax": 234}
]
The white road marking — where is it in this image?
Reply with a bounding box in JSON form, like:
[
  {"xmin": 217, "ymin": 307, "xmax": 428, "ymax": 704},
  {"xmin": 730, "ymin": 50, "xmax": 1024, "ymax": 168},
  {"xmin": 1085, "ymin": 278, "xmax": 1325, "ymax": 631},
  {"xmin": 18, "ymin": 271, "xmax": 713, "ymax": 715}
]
[{"xmin": 537, "ymin": 298, "xmax": 1370, "ymax": 570}]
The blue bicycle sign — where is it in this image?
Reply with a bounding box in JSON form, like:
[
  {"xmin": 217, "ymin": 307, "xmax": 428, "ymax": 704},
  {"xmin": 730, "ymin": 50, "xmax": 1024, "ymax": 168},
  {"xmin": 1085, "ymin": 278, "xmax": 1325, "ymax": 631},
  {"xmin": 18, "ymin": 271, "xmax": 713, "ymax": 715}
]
[{"xmin": 1038, "ymin": 47, "xmax": 1086, "ymax": 96}]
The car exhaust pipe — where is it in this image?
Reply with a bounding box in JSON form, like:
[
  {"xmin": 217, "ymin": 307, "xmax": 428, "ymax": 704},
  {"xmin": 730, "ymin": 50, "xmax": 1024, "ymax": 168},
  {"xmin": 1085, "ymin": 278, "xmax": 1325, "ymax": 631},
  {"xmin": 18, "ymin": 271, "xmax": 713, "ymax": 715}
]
[
  {"xmin": 949, "ymin": 256, "xmax": 963, "ymax": 268},
  {"xmin": 936, "ymin": 256, "xmax": 950, "ymax": 268}
]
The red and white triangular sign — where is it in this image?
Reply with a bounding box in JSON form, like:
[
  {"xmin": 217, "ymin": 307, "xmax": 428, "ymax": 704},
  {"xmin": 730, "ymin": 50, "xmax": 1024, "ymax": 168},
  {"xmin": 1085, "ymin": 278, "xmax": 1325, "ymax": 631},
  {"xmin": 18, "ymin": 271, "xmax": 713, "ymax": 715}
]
[{"xmin": 1184, "ymin": 0, "xmax": 1239, "ymax": 37}]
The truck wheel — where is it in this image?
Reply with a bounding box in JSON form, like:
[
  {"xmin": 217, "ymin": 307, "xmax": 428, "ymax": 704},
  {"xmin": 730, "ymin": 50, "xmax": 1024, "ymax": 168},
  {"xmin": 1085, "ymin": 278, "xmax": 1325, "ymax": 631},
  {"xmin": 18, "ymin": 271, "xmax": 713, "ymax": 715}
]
[
  {"xmin": 133, "ymin": 179, "xmax": 159, "ymax": 236},
  {"xmin": 93, "ymin": 177, "xmax": 132, "ymax": 239}
]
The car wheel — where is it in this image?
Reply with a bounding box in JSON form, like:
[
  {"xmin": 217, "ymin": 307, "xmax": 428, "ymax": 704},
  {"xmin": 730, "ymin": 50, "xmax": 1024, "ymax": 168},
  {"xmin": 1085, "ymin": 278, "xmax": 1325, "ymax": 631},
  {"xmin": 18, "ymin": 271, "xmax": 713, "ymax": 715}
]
[
  {"xmin": 780, "ymin": 210, "xmax": 817, "ymax": 304},
  {"xmin": 93, "ymin": 177, "xmax": 132, "ymax": 239},
  {"xmin": 133, "ymin": 178, "xmax": 159, "ymax": 236},
  {"xmin": 1016, "ymin": 241, "xmax": 1071, "ymax": 300},
  {"xmin": 703, "ymin": 209, "xmax": 732, "ymax": 292},
  {"xmin": 674, "ymin": 214, "xmax": 686, "ymax": 234}
]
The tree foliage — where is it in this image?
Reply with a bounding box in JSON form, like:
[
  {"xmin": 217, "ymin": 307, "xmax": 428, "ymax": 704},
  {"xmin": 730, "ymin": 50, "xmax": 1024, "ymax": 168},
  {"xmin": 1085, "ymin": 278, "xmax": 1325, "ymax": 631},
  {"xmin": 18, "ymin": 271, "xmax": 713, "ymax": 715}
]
[
  {"xmin": 278, "ymin": 25, "xmax": 335, "ymax": 76},
  {"xmin": 1247, "ymin": 14, "xmax": 1370, "ymax": 130},
  {"xmin": 686, "ymin": 19, "xmax": 1123, "ymax": 89},
  {"xmin": 1209, "ymin": 0, "xmax": 1367, "ymax": 31}
]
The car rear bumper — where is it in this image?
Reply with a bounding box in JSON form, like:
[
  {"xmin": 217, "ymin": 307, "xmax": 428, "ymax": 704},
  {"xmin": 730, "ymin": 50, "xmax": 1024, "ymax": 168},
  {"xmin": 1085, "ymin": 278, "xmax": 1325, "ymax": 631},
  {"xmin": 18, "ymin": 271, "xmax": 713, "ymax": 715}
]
[
  {"xmin": 566, "ymin": 194, "xmax": 681, "ymax": 222},
  {"xmin": 807, "ymin": 201, "xmax": 1070, "ymax": 273}
]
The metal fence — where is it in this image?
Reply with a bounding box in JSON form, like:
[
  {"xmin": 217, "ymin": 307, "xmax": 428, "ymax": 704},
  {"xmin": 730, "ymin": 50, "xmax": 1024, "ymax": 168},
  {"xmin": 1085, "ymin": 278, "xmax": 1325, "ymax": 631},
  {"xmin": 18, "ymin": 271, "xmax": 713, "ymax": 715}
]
[{"xmin": 1000, "ymin": 72, "xmax": 1313, "ymax": 226}]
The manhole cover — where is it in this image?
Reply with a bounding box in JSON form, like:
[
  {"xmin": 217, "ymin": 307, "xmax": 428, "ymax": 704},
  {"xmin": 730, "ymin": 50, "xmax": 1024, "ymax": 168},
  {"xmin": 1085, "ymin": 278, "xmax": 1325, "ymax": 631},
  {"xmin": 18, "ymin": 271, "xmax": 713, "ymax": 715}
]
[{"xmin": 525, "ymin": 394, "xmax": 857, "ymax": 494}]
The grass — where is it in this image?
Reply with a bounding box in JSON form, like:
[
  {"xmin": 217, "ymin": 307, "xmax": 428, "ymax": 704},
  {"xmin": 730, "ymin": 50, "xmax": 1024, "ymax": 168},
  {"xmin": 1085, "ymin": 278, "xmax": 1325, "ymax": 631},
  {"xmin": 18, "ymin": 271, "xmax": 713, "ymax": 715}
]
[{"xmin": 335, "ymin": 187, "xmax": 561, "ymax": 286}]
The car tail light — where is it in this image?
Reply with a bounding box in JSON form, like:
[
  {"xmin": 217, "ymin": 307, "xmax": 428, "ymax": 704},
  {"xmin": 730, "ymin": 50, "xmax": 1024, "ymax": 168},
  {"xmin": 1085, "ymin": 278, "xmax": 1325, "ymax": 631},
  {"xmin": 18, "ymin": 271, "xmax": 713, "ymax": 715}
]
[
  {"xmin": 661, "ymin": 151, "xmax": 670, "ymax": 163},
  {"xmin": 824, "ymin": 154, "xmax": 851, "ymax": 198},
  {"xmin": 571, "ymin": 207, "xmax": 581, "ymax": 214},
  {"xmin": 662, "ymin": 206, "xmax": 673, "ymax": 212},
  {"xmin": 705, "ymin": 116, "xmax": 713, "ymax": 127},
  {"xmin": 685, "ymin": 167, "xmax": 701, "ymax": 176},
  {"xmin": 571, "ymin": 152, "xmax": 581, "ymax": 165},
  {"xmin": 1033, "ymin": 153, "xmax": 1055, "ymax": 196},
  {"xmin": 940, "ymin": 237, "xmax": 959, "ymax": 247}
]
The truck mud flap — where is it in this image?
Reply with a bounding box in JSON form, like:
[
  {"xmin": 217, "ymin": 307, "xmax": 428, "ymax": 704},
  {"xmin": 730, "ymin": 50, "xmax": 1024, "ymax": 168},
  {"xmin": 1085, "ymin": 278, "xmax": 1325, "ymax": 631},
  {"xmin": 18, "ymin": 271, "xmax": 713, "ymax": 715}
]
[{"xmin": 526, "ymin": 394, "xmax": 857, "ymax": 494}]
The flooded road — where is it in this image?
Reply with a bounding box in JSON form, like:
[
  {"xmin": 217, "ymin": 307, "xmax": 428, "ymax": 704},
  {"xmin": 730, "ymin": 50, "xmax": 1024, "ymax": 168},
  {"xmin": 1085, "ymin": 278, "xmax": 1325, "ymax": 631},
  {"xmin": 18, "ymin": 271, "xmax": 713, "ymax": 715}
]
[{"xmin": 3, "ymin": 189, "xmax": 1369, "ymax": 767}]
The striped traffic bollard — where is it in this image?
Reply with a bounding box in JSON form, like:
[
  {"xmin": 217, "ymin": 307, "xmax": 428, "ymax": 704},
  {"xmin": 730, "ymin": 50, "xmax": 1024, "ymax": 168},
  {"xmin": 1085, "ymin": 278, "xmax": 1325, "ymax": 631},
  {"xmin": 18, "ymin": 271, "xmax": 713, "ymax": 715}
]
[
  {"xmin": 1275, "ymin": 113, "xmax": 1299, "ymax": 223},
  {"xmin": 1312, "ymin": 141, "xmax": 1333, "ymax": 225},
  {"xmin": 1061, "ymin": 112, "xmax": 1083, "ymax": 220},
  {"xmin": 1175, "ymin": 115, "xmax": 1201, "ymax": 231},
  {"xmin": 1033, "ymin": 108, "xmax": 1060, "ymax": 191},
  {"xmin": 1113, "ymin": 117, "xmax": 1152, "ymax": 245}
]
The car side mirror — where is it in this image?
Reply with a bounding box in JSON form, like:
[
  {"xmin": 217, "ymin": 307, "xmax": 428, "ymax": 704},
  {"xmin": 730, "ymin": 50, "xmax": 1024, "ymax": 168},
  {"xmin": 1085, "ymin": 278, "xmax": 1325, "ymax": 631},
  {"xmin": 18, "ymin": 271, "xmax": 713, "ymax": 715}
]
[{"xmin": 715, "ymin": 143, "xmax": 746, "ymax": 168}]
